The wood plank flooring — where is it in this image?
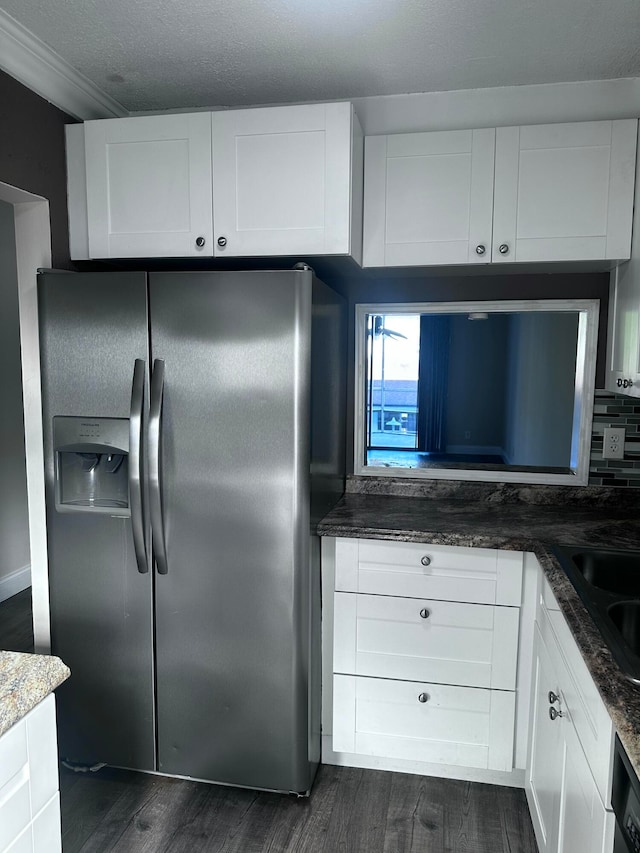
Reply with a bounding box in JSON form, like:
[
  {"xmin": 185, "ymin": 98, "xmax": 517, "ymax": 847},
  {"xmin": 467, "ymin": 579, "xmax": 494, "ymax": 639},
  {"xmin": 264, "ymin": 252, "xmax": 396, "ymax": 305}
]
[
  {"xmin": 0, "ymin": 587, "xmax": 34, "ymax": 652},
  {"xmin": 59, "ymin": 764, "xmax": 538, "ymax": 853},
  {"xmin": 1, "ymin": 590, "xmax": 538, "ymax": 853}
]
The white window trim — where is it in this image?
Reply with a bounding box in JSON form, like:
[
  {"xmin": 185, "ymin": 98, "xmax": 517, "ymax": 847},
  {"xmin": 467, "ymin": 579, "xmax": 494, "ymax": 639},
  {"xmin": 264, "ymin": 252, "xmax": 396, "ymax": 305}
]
[{"xmin": 353, "ymin": 299, "xmax": 599, "ymax": 486}]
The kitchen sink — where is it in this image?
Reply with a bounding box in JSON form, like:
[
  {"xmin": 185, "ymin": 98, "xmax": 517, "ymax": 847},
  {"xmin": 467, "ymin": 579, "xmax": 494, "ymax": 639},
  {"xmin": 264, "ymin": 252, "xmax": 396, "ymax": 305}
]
[
  {"xmin": 571, "ymin": 551, "xmax": 640, "ymax": 596},
  {"xmin": 552, "ymin": 545, "xmax": 640, "ymax": 685}
]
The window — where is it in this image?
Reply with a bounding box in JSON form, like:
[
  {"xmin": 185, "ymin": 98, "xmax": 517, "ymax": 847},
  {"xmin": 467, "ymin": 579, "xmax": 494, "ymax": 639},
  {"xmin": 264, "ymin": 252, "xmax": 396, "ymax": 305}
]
[{"xmin": 355, "ymin": 300, "xmax": 599, "ymax": 485}]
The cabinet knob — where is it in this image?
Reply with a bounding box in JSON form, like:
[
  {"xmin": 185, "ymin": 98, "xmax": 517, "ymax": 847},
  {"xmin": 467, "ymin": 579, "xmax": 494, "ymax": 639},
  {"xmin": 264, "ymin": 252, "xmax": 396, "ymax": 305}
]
[
  {"xmin": 618, "ymin": 378, "xmax": 624, "ymax": 387},
  {"xmin": 475, "ymin": 244, "xmax": 486, "ymax": 256},
  {"xmin": 419, "ymin": 607, "xmax": 430, "ymax": 619},
  {"xmin": 549, "ymin": 706, "xmax": 563, "ymax": 721},
  {"xmin": 548, "ymin": 690, "xmax": 560, "ymax": 705},
  {"xmin": 420, "ymin": 555, "xmax": 432, "ymax": 567},
  {"xmin": 498, "ymin": 243, "xmax": 510, "ymax": 255},
  {"xmin": 418, "ymin": 692, "xmax": 429, "ymax": 703},
  {"xmin": 195, "ymin": 236, "xmax": 206, "ymax": 248},
  {"xmin": 623, "ymin": 379, "xmax": 634, "ymax": 389},
  {"xmin": 217, "ymin": 236, "xmax": 228, "ymax": 248}
]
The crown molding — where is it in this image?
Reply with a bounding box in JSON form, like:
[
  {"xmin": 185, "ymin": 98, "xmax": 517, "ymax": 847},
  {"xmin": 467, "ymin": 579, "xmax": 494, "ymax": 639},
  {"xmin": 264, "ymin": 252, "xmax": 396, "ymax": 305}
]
[{"xmin": 0, "ymin": 7, "xmax": 128, "ymax": 120}]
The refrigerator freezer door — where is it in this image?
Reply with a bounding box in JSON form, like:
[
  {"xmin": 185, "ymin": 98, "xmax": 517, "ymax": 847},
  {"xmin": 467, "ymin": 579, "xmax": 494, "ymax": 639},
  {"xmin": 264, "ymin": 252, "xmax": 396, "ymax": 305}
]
[
  {"xmin": 38, "ymin": 272, "xmax": 155, "ymax": 770},
  {"xmin": 149, "ymin": 271, "xmax": 314, "ymax": 792}
]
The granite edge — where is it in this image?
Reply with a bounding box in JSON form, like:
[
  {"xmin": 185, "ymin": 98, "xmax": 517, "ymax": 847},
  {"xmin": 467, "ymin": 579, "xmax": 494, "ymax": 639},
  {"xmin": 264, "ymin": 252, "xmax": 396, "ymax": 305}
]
[{"xmin": 0, "ymin": 651, "xmax": 71, "ymax": 738}]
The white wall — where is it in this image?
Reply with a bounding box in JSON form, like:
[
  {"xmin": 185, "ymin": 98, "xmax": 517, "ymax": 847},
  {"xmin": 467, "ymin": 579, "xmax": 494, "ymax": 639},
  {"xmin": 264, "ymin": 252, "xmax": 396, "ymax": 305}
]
[
  {"xmin": 351, "ymin": 78, "xmax": 640, "ymax": 136},
  {"xmin": 0, "ymin": 198, "xmax": 30, "ymax": 599}
]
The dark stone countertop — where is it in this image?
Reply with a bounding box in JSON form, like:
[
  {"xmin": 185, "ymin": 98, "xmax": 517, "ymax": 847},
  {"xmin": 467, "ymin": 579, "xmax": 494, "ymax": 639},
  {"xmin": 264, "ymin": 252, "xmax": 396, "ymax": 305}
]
[{"xmin": 317, "ymin": 482, "xmax": 640, "ymax": 779}]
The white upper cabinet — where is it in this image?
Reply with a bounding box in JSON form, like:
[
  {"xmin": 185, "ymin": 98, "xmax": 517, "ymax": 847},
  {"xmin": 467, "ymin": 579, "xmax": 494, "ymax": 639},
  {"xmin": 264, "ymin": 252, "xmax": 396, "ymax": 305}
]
[
  {"xmin": 363, "ymin": 119, "xmax": 637, "ymax": 268},
  {"xmin": 212, "ymin": 102, "xmax": 363, "ymax": 260},
  {"xmin": 363, "ymin": 129, "xmax": 495, "ymax": 267},
  {"xmin": 84, "ymin": 113, "xmax": 213, "ymax": 258},
  {"xmin": 493, "ymin": 120, "xmax": 637, "ymax": 263},
  {"xmin": 70, "ymin": 102, "xmax": 363, "ymax": 262}
]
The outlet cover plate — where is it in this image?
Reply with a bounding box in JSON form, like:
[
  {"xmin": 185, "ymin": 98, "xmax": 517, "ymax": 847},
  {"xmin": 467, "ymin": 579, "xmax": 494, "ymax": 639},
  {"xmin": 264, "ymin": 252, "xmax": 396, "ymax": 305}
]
[{"xmin": 603, "ymin": 427, "xmax": 625, "ymax": 460}]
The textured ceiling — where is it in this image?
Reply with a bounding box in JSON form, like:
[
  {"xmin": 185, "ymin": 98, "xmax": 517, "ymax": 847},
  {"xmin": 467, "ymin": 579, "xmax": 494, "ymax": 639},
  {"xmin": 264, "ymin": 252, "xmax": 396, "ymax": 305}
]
[{"xmin": 1, "ymin": 0, "xmax": 639, "ymax": 112}]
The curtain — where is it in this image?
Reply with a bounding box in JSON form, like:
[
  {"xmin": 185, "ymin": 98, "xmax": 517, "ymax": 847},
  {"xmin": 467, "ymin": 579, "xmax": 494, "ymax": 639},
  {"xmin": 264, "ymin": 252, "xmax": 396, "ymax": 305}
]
[{"xmin": 417, "ymin": 315, "xmax": 450, "ymax": 453}]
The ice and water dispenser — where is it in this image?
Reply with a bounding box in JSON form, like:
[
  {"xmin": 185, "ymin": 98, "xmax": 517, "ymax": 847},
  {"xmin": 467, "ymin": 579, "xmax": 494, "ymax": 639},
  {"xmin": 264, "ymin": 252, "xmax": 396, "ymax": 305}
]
[{"xmin": 53, "ymin": 417, "xmax": 130, "ymax": 515}]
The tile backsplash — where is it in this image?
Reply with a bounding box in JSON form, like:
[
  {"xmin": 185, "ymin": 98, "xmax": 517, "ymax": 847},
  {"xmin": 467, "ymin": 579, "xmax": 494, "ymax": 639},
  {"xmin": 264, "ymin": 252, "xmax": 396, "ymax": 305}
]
[{"xmin": 590, "ymin": 390, "xmax": 640, "ymax": 487}]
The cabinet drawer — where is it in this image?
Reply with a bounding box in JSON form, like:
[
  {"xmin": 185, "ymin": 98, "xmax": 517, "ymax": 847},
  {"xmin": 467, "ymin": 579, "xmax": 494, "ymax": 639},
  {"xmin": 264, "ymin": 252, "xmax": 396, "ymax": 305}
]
[
  {"xmin": 32, "ymin": 792, "xmax": 62, "ymax": 853},
  {"xmin": 333, "ymin": 674, "xmax": 515, "ymax": 771},
  {"xmin": 334, "ymin": 592, "xmax": 519, "ymax": 689},
  {"xmin": 335, "ymin": 538, "xmax": 523, "ymax": 605},
  {"xmin": 0, "ymin": 717, "xmax": 28, "ymax": 791},
  {"xmin": 0, "ymin": 772, "xmax": 31, "ymax": 853},
  {"xmin": 5, "ymin": 825, "xmax": 33, "ymax": 853}
]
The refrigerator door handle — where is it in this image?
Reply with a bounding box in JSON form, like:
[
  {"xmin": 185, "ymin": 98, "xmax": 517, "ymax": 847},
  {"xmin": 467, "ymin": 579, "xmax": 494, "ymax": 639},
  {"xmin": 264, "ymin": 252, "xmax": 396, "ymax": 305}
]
[
  {"xmin": 149, "ymin": 358, "xmax": 169, "ymax": 575},
  {"xmin": 129, "ymin": 359, "xmax": 148, "ymax": 574}
]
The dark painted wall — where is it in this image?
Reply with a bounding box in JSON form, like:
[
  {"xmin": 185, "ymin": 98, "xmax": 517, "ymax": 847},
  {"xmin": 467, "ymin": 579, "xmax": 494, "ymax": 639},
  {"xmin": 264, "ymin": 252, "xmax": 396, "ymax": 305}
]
[{"xmin": 0, "ymin": 69, "xmax": 76, "ymax": 268}]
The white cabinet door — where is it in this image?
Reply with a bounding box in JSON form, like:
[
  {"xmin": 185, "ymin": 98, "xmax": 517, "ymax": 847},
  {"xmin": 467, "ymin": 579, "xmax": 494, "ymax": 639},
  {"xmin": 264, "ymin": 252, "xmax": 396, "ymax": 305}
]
[
  {"xmin": 557, "ymin": 719, "xmax": 615, "ymax": 853},
  {"xmin": 85, "ymin": 113, "xmax": 213, "ymax": 258},
  {"xmin": 363, "ymin": 128, "xmax": 495, "ymax": 267},
  {"xmin": 493, "ymin": 120, "xmax": 637, "ymax": 263},
  {"xmin": 212, "ymin": 102, "xmax": 361, "ymax": 259},
  {"xmin": 527, "ymin": 619, "xmax": 615, "ymax": 853},
  {"xmin": 526, "ymin": 627, "xmax": 563, "ymax": 853}
]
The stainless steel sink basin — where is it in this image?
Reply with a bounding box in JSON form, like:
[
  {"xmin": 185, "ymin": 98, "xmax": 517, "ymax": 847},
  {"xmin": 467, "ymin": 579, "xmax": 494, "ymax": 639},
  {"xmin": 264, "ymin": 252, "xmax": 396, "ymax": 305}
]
[
  {"xmin": 609, "ymin": 602, "xmax": 640, "ymax": 657},
  {"xmin": 571, "ymin": 551, "xmax": 640, "ymax": 596},
  {"xmin": 552, "ymin": 545, "xmax": 640, "ymax": 685}
]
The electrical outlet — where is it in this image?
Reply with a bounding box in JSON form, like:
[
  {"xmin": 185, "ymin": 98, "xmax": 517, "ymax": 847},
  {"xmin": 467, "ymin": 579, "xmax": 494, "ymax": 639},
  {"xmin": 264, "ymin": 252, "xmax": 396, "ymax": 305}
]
[{"xmin": 603, "ymin": 427, "xmax": 626, "ymax": 460}]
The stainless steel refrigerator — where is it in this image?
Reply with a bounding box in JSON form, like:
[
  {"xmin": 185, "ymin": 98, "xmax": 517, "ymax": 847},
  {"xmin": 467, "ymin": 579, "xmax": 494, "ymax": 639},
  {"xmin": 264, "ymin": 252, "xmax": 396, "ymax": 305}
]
[{"xmin": 38, "ymin": 269, "xmax": 345, "ymax": 794}]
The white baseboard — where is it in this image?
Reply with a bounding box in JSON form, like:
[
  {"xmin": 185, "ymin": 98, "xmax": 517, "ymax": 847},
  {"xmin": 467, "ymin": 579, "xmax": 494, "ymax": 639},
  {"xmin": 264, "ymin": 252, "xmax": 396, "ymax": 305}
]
[
  {"xmin": 0, "ymin": 564, "xmax": 31, "ymax": 603},
  {"xmin": 321, "ymin": 735, "xmax": 525, "ymax": 788}
]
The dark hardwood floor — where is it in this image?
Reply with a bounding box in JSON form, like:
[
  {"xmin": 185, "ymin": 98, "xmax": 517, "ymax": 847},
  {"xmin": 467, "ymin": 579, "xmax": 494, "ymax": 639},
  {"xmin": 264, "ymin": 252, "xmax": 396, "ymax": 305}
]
[
  {"xmin": 0, "ymin": 587, "xmax": 34, "ymax": 652},
  {"xmin": 59, "ymin": 764, "xmax": 537, "ymax": 853},
  {"xmin": 1, "ymin": 590, "xmax": 538, "ymax": 853}
]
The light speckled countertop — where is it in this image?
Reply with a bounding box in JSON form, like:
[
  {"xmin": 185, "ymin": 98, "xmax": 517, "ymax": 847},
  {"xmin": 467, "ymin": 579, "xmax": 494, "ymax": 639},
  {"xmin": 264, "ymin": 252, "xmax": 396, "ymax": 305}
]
[
  {"xmin": 318, "ymin": 478, "xmax": 640, "ymax": 778},
  {"xmin": 0, "ymin": 651, "xmax": 70, "ymax": 737}
]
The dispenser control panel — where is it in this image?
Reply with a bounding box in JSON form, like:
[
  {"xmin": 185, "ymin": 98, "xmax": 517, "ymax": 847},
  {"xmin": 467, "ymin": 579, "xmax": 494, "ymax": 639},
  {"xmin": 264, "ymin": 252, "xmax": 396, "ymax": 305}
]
[
  {"xmin": 78, "ymin": 421, "xmax": 102, "ymax": 440},
  {"xmin": 54, "ymin": 416, "xmax": 129, "ymax": 452}
]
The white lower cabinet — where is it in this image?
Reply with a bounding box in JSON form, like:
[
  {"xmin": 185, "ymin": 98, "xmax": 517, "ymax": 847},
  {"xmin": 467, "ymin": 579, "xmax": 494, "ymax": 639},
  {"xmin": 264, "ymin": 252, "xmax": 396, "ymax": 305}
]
[
  {"xmin": 323, "ymin": 536, "xmax": 618, "ymax": 853},
  {"xmin": 526, "ymin": 576, "xmax": 615, "ymax": 853},
  {"xmin": 323, "ymin": 537, "xmax": 529, "ymax": 783},
  {"xmin": 0, "ymin": 695, "xmax": 62, "ymax": 853}
]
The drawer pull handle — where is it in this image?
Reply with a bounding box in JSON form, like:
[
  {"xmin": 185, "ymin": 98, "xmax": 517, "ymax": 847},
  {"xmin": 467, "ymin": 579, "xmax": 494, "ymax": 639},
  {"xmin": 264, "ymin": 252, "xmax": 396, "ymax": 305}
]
[
  {"xmin": 549, "ymin": 706, "xmax": 563, "ymax": 721},
  {"xmin": 419, "ymin": 608, "xmax": 430, "ymax": 619},
  {"xmin": 420, "ymin": 555, "xmax": 432, "ymax": 567},
  {"xmin": 418, "ymin": 692, "xmax": 429, "ymax": 703},
  {"xmin": 548, "ymin": 690, "xmax": 560, "ymax": 705}
]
